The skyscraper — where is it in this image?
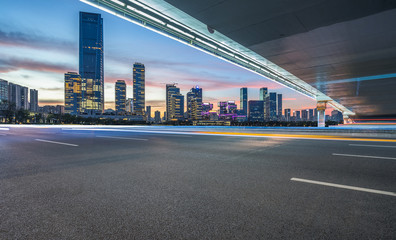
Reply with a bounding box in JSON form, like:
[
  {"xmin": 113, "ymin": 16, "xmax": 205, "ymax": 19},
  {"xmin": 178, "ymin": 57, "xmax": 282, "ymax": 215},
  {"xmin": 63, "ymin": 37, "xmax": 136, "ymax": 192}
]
[
  {"xmin": 170, "ymin": 93, "xmax": 184, "ymax": 120},
  {"xmin": 166, "ymin": 84, "xmax": 180, "ymax": 121},
  {"xmin": 29, "ymin": 89, "xmax": 38, "ymax": 112},
  {"xmin": 65, "ymin": 72, "xmax": 82, "ymax": 115},
  {"xmin": 259, "ymin": 87, "xmax": 268, "ymax": 101},
  {"xmin": 277, "ymin": 94, "xmax": 282, "ymax": 120},
  {"xmin": 240, "ymin": 87, "xmax": 248, "ymax": 115},
  {"xmin": 284, "ymin": 109, "xmax": 291, "ymax": 121},
  {"xmin": 269, "ymin": 92, "xmax": 277, "ymax": 121},
  {"xmin": 0, "ymin": 79, "xmax": 8, "ymax": 109},
  {"xmin": 126, "ymin": 98, "xmax": 133, "ymax": 113},
  {"xmin": 146, "ymin": 106, "xmax": 151, "ymax": 121},
  {"xmin": 79, "ymin": 12, "xmax": 104, "ymax": 113},
  {"xmin": 133, "ymin": 63, "xmax": 145, "ymax": 115},
  {"xmin": 248, "ymin": 100, "xmax": 265, "ymax": 122},
  {"xmin": 154, "ymin": 110, "xmax": 161, "ymax": 123},
  {"xmin": 8, "ymin": 83, "xmax": 21, "ymax": 110},
  {"xmin": 115, "ymin": 80, "xmax": 126, "ymax": 113},
  {"xmin": 308, "ymin": 109, "xmax": 314, "ymax": 121},
  {"xmin": 20, "ymin": 86, "xmax": 29, "ymax": 110},
  {"xmin": 187, "ymin": 85, "xmax": 202, "ymax": 120}
]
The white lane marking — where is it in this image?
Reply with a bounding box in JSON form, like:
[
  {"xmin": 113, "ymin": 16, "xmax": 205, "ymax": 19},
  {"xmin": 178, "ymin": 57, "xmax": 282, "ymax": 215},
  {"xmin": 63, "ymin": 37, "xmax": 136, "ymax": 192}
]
[
  {"xmin": 291, "ymin": 178, "xmax": 396, "ymax": 197},
  {"xmin": 333, "ymin": 153, "xmax": 396, "ymax": 160},
  {"xmin": 349, "ymin": 144, "xmax": 396, "ymax": 148},
  {"xmin": 35, "ymin": 139, "xmax": 78, "ymax": 147},
  {"xmin": 96, "ymin": 136, "xmax": 148, "ymax": 141},
  {"xmin": 0, "ymin": 127, "xmax": 9, "ymax": 131}
]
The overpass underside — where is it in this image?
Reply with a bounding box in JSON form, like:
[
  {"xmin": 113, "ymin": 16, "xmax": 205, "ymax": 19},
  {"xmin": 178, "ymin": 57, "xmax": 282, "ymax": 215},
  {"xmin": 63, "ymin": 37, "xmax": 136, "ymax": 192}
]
[{"xmin": 81, "ymin": 0, "xmax": 396, "ymax": 118}]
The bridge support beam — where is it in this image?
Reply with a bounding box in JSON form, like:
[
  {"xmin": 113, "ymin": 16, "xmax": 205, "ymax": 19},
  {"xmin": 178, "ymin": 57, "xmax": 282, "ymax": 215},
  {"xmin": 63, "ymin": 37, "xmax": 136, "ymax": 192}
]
[{"xmin": 317, "ymin": 101, "xmax": 327, "ymax": 127}]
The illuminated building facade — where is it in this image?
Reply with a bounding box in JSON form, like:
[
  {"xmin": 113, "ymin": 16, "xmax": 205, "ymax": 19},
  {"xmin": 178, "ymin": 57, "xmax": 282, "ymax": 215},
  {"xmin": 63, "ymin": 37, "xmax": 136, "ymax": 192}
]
[
  {"xmin": 20, "ymin": 86, "xmax": 29, "ymax": 110},
  {"xmin": 186, "ymin": 85, "xmax": 202, "ymax": 120},
  {"xmin": 277, "ymin": 94, "xmax": 282, "ymax": 120},
  {"xmin": 268, "ymin": 92, "xmax": 277, "ymax": 121},
  {"xmin": 29, "ymin": 89, "xmax": 38, "ymax": 112},
  {"xmin": 133, "ymin": 63, "xmax": 145, "ymax": 115},
  {"xmin": 166, "ymin": 84, "xmax": 179, "ymax": 121},
  {"xmin": 240, "ymin": 87, "xmax": 248, "ymax": 115},
  {"xmin": 115, "ymin": 80, "xmax": 126, "ymax": 113},
  {"xmin": 0, "ymin": 79, "xmax": 8, "ymax": 108},
  {"xmin": 170, "ymin": 93, "xmax": 184, "ymax": 120},
  {"xmin": 249, "ymin": 100, "xmax": 265, "ymax": 122},
  {"xmin": 79, "ymin": 12, "xmax": 104, "ymax": 114},
  {"xmin": 64, "ymin": 72, "xmax": 82, "ymax": 115}
]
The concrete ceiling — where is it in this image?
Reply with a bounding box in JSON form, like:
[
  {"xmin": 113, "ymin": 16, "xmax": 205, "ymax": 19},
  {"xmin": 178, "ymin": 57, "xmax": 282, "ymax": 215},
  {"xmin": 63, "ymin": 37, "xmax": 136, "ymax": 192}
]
[{"xmin": 164, "ymin": 0, "xmax": 396, "ymax": 117}]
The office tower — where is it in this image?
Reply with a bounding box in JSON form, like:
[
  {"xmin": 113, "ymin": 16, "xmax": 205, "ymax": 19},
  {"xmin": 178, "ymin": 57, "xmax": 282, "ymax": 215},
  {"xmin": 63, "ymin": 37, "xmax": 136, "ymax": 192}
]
[
  {"xmin": 248, "ymin": 100, "xmax": 265, "ymax": 122},
  {"xmin": 218, "ymin": 101, "xmax": 227, "ymax": 114},
  {"xmin": 240, "ymin": 87, "xmax": 248, "ymax": 115},
  {"xmin": 314, "ymin": 108, "xmax": 318, "ymax": 121},
  {"xmin": 0, "ymin": 79, "xmax": 8, "ymax": 109},
  {"xmin": 20, "ymin": 86, "xmax": 29, "ymax": 110},
  {"xmin": 301, "ymin": 110, "xmax": 308, "ymax": 121},
  {"xmin": 170, "ymin": 93, "xmax": 184, "ymax": 120},
  {"xmin": 269, "ymin": 92, "xmax": 277, "ymax": 120},
  {"xmin": 146, "ymin": 106, "xmax": 151, "ymax": 121},
  {"xmin": 308, "ymin": 109, "xmax": 314, "ymax": 121},
  {"xmin": 154, "ymin": 110, "xmax": 161, "ymax": 123},
  {"xmin": 259, "ymin": 87, "xmax": 268, "ymax": 101},
  {"xmin": 166, "ymin": 84, "xmax": 180, "ymax": 121},
  {"xmin": 8, "ymin": 83, "xmax": 21, "ymax": 110},
  {"xmin": 284, "ymin": 108, "xmax": 291, "ymax": 121},
  {"xmin": 295, "ymin": 110, "xmax": 301, "ymax": 121},
  {"xmin": 115, "ymin": 80, "xmax": 126, "ymax": 114},
  {"xmin": 126, "ymin": 98, "xmax": 133, "ymax": 113},
  {"xmin": 133, "ymin": 63, "xmax": 145, "ymax": 115},
  {"xmin": 186, "ymin": 85, "xmax": 202, "ymax": 120},
  {"xmin": 277, "ymin": 94, "xmax": 282, "ymax": 120},
  {"xmin": 29, "ymin": 89, "xmax": 38, "ymax": 112},
  {"xmin": 79, "ymin": 12, "xmax": 104, "ymax": 113},
  {"xmin": 64, "ymin": 72, "xmax": 82, "ymax": 115}
]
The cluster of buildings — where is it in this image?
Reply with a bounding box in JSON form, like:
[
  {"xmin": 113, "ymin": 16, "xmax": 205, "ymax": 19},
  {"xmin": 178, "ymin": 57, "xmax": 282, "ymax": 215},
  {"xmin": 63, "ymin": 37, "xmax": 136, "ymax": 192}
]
[{"xmin": 0, "ymin": 79, "xmax": 38, "ymax": 112}]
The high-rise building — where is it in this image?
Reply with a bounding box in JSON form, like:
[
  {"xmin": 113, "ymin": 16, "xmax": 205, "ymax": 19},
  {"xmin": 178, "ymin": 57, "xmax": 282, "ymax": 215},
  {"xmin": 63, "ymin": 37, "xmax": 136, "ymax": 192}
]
[
  {"xmin": 79, "ymin": 12, "xmax": 104, "ymax": 114},
  {"xmin": 295, "ymin": 110, "xmax": 301, "ymax": 121},
  {"xmin": 20, "ymin": 86, "xmax": 29, "ymax": 110},
  {"xmin": 186, "ymin": 85, "xmax": 202, "ymax": 120},
  {"xmin": 115, "ymin": 80, "xmax": 126, "ymax": 114},
  {"xmin": 202, "ymin": 102, "xmax": 213, "ymax": 113},
  {"xmin": 248, "ymin": 100, "xmax": 265, "ymax": 122},
  {"xmin": 240, "ymin": 87, "xmax": 248, "ymax": 115},
  {"xmin": 29, "ymin": 89, "xmax": 38, "ymax": 112},
  {"xmin": 0, "ymin": 79, "xmax": 8, "ymax": 109},
  {"xmin": 277, "ymin": 94, "xmax": 282, "ymax": 120},
  {"xmin": 154, "ymin": 110, "xmax": 161, "ymax": 123},
  {"xmin": 133, "ymin": 63, "xmax": 145, "ymax": 115},
  {"xmin": 331, "ymin": 110, "xmax": 343, "ymax": 122},
  {"xmin": 259, "ymin": 87, "xmax": 268, "ymax": 101},
  {"xmin": 170, "ymin": 93, "xmax": 184, "ymax": 120},
  {"xmin": 166, "ymin": 84, "xmax": 180, "ymax": 121},
  {"xmin": 284, "ymin": 109, "xmax": 291, "ymax": 121},
  {"xmin": 308, "ymin": 109, "xmax": 314, "ymax": 121},
  {"xmin": 146, "ymin": 106, "xmax": 151, "ymax": 121},
  {"xmin": 8, "ymin": 83, "xmax": 21, "ymax": 110},
  {"xmin": 65, "ymin": 72, "xmax": 82, "ymax": 115},
  {"xmin": 269, "ymin": 92, "xmax": 277, "ymax": 121},
  {"xmin": 301, "ymin": 109, "xmax": 308, "ymax": 121}
]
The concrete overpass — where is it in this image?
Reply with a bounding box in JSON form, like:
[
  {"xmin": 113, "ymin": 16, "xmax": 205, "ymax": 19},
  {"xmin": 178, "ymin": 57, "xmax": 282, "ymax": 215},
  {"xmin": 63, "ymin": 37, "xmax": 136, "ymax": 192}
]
[{"xmin": 80, "ymin": 0, "xmax": 396, "ymax": 123}]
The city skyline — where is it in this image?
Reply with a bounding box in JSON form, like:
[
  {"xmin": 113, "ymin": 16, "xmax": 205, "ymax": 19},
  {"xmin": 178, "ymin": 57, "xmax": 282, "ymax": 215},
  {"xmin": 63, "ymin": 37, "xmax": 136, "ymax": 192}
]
[{"xmin": 0, "ymin": 0, "xmax": 325, "ymax": 115}]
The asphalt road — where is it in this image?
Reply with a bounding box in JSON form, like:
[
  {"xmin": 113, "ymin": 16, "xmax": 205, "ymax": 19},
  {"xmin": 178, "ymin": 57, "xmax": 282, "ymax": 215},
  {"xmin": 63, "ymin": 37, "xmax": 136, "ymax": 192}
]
[{"xmin": 0, "ymin": 125, "xmax": 395, "ymax": 239}]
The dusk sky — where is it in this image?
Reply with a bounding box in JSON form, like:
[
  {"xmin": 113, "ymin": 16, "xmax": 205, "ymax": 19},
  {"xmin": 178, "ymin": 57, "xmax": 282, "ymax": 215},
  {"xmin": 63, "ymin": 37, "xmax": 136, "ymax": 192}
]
[{"xmin": 0, "ymin": 0, "xmax": 320, "ymax": 115}]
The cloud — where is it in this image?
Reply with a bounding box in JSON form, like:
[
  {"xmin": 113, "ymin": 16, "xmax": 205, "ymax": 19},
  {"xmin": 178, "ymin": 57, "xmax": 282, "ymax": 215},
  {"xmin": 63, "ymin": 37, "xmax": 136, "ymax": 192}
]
[
  {"xmin": 40, "ymin": 87, "xmax": 63, "ymax": 91},
  {"xmin": 0, "ymin": 29, "xmax": 76, "ymax": 52},
  {"xmin": 0, "ymin": 58, "xmax": 75, "ymax": 74},
  {"xmin": 283, "ymin": 98, "xmax": 297, "ymax": 101},
  {"xmin": 39, "ymin": 99, "xmax": 63, "ymax": 105}
]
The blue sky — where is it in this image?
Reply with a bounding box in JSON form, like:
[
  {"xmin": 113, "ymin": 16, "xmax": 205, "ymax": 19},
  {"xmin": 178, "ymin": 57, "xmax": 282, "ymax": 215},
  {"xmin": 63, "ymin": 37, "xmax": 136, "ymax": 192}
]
[{"xmin": 0, "ymin": 0, "xmax": 316, "ymax": 113}]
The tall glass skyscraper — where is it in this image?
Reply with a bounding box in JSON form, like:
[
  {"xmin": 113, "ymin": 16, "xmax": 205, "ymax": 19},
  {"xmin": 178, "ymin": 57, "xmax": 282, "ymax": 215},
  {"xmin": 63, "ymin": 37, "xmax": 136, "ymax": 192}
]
[
  {"xmin": 115, "ymin": 80, "xmax": 126, "ymax": 113},
  {"xmin": 133, "ymin": 63, "xmax": 145, "ymax": 115},
  {"xmin": 79, "ymin": 12, "xmax": 104, "ymax": 114},
  {"xmin": 277, "ymin": 94, "xmax": 282, "ymax": 120},
  {"xmin": 248, "ymin": 100, "xmax": 265, "ymax": 122},
  {"xmin": 29, "ymin": 89, "xmax": 38, "ymax": 112},
  {"xmin": 187, "ymin": 85, "xmax": 202, "ymax": 120},
  {"xmin": 0, "ymin": 79, "xmax": 8, "ymax": 109},
  {"xmin": 65, "ymin": 72, "xmax": 82, "ymax": 115},
  {"xmin": 8, "ymin": 83, "xmax": 21, "ymax": 110},
  {"xmin": 269, "ymin": 92, "xmax": 277, "ymax": 121},
  {"xmin": 240, "ymin": 87, "xmax": 248, "ymax": 115}
]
